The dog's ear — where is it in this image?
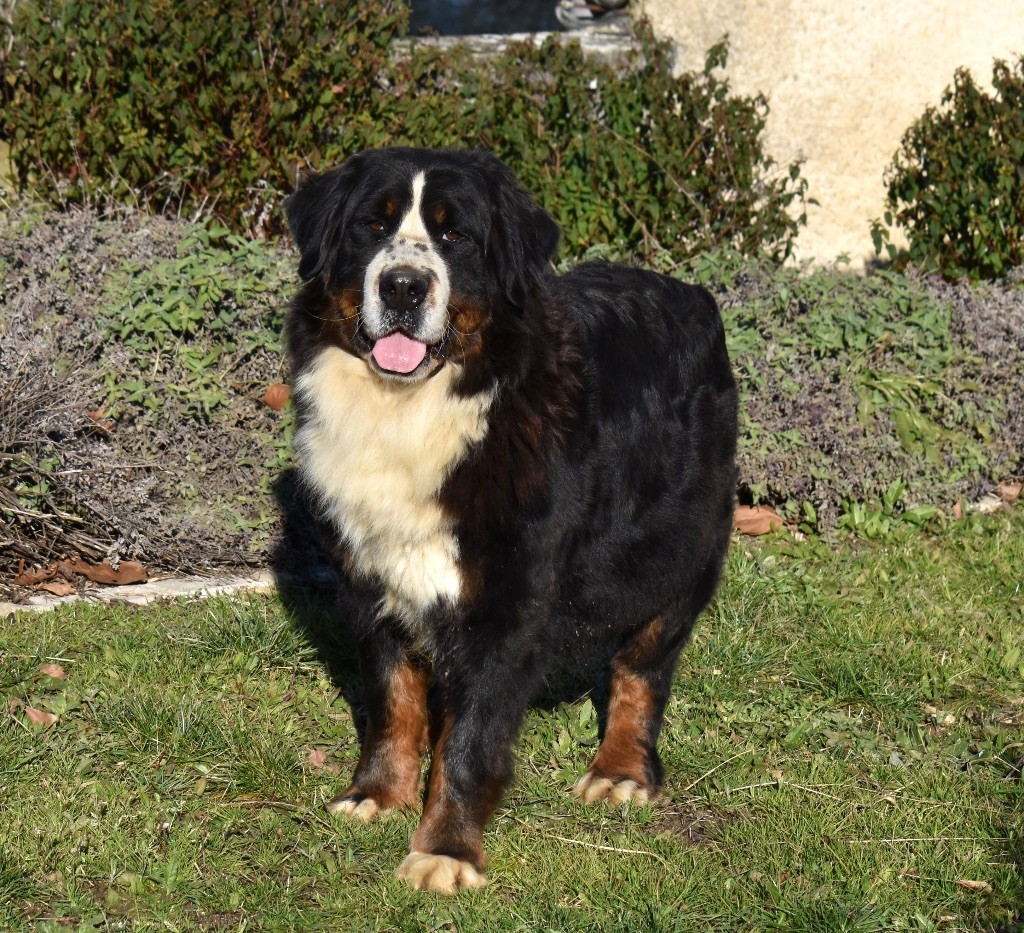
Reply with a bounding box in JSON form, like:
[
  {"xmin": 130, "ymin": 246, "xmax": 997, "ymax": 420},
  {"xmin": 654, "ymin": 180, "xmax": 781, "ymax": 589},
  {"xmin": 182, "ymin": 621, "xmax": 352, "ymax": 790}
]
[
  {"xmin": 486, "ymin": 157, "xmax": 561, "ymax": 311},
  {"xmin": 285, "ymin": 155, "xmax": 364, "ymax": 281}
]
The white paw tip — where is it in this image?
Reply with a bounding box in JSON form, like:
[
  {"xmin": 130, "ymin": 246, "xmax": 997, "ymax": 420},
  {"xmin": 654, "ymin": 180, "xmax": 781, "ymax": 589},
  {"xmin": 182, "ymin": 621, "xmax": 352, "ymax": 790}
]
[
  {"xmin": 326, "ymin": 794, "xmax": 380, "ymax": 822},
  {"xmin": 395, "ymin": 851, "xmax": 487, "ymax": 894},
  {"xmin": 572, "ymin": 771, "xmax": 652, "ymax": 805}
]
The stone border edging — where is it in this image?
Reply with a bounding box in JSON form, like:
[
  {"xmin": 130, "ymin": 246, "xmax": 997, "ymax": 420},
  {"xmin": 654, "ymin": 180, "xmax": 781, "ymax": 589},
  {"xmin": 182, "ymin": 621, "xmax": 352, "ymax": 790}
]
[{"xmin": 0, "ymin": 571, "xmax": 276, "ymax": 616}]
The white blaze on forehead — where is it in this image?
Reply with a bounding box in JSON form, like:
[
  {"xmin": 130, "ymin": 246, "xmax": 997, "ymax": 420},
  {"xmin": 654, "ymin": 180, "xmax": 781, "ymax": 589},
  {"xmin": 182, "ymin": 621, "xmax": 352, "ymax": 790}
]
[
  {"xmin": 362, "ymin": 169, "xmax": 451, "ymax": 343},
  {"xmin": 396, "ymin": 172, "xmax": 430, "ymax": 240}
]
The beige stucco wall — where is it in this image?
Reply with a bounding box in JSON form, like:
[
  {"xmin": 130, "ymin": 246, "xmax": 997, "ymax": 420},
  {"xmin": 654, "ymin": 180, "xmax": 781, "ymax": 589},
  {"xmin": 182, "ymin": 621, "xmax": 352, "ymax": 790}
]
[{"xmin": 640, "ymin": 1, "xmax": 1024, "ymax": 267}]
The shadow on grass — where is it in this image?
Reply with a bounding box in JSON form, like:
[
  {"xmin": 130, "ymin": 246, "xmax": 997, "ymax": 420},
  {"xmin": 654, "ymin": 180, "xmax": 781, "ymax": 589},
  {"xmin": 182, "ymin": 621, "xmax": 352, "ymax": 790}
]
[{"xmin": 270, "ymin": 467, "xmax": 364, "ymax": 738}]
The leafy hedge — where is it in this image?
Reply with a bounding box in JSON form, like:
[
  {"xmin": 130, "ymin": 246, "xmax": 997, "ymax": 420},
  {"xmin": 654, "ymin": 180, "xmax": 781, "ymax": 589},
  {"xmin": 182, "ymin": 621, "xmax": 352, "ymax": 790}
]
[
  {"xmin": 1, "ymin": 2, "xmax": 807, "ymax": 261},
  {"xmin": 873, "ymin": 56, "xmax": 1024, "ymax": 280},
  {"xmin": 0, "ymin": 0, "xmax": 406, "ymax": 235},
  {"xmin": 361, "ymin": 35, "xmax": 807, "ymax": 263},
  {"xmin": 0, "ymin": 207, "xmax": 292, "ymax": 579},
  {"xmin": 691, "ymin": 255, "xmax": 1021, "ymax": 532}
]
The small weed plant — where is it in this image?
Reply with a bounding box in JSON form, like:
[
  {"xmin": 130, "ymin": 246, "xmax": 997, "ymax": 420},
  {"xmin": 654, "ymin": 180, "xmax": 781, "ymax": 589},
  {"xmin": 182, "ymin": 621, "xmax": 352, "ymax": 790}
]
[
  {"xmin": 837, "ymin": 480, "xmax": 939, "ymax": 539},
  {"xmin": 100, "ymin": 225, "xmax": 288, "ymax": 421}
]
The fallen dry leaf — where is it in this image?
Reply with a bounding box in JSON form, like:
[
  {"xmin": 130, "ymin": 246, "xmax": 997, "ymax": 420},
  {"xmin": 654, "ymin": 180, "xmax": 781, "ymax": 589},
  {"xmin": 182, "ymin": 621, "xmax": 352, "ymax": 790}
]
[
  {"xmin": 25, "ymin": 706, "xmax": 58, "ymax": 727},
  {"xmin": 734, "ymin": 505, "xmax": 784, "ymax": 536},
  {"xmin": 39, "ymin": 663, "xmax": 67, "ymax": 680},
  {"xmin": 64, "ymin": 559, "xmax": 147, "ymax": 586},
  {"xmin": 261, "ymin": 383, "xmax": 291, "ymax": 411},
  {"xmin": 15, "ymin": 559, "xmax": 147, "ymax": 589},
  {"xmin": 87, "ymin": 409, "xmax": 115, "ymax": 435},
  {"xmin": 952, "ymin": 500, "xmax": 963, "ymax": 520},
  {"xmin": 305, "ymin": 747, "xmax": 341, "ymax": 773},
  {"xmin": 997, "ymin": 482, "xmax": 1022, "ymax": 503},
  {"xmin": 13, "ymin": 564, "xmax": 63, "ymax": 587},
  {"xmin": 956, "ymin": 879, "xmax": 993, "ymax": 894}
]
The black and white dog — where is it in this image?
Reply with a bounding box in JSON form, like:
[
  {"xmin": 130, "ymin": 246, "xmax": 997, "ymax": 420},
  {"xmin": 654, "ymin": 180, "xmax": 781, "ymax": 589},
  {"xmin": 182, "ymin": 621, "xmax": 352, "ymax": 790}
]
[{"xmin": 285, "ymin": 148, "xmax": 737, "ymax": 893}]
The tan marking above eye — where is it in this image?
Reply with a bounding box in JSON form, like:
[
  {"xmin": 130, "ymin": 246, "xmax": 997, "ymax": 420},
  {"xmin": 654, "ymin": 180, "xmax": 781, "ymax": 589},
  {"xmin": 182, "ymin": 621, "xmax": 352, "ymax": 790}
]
[
  {"xmin": 385, "ymin": 198, "xmax": 396, "ymax": 217},
  {"xmin": 433, "ymin": 204, "xmax": 447, "ymax": 225}
]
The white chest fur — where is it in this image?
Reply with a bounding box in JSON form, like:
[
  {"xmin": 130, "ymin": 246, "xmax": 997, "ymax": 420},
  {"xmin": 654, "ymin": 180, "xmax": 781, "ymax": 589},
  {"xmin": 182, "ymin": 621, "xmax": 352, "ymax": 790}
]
[{"xmin": 294, "ymin": 347, "xmax": 492, "ymax": 636}]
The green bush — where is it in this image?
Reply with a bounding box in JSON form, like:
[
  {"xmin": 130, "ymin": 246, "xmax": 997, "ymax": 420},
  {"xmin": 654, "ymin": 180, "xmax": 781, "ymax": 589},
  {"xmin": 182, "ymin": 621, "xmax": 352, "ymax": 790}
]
[
  {"xmin": 873, "ymin": 56, "xmax": 1024, "ymax": 280},
  {"xmin": 0, "ymin": 206, "xmax": 294, "ymax": 575},
  {"xmin": 1, "ymin": 0, "xmax": 406, "ymax": 235},
  {"xmin": 98, "ymin": 224, "xmax": 289, "ymax": 421},
  {"xmin": 367, "ymin": 33, "xmax": 808, "ymax": 262},
  {"xmin": 2, "ymin": 2, "xmax": 807, "ymax": 261}
]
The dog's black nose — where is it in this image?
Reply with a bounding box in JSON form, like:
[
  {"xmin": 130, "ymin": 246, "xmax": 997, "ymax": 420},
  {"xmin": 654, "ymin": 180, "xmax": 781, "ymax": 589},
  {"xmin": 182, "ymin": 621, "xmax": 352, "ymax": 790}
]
[{"xmin": 379, "ymin": 267, "xmax": 429, "ymax": 312}]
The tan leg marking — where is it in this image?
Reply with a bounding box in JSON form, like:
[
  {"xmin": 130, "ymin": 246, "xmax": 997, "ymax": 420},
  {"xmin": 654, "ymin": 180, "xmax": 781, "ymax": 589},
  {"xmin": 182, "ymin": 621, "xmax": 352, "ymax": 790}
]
[
  {"xmin": 328, "ymin": 659, "xmax": 428, "ymax": 820},
  {"xmin": 574, "ymin": 649, "xmax": 660, "ymax": 806}
]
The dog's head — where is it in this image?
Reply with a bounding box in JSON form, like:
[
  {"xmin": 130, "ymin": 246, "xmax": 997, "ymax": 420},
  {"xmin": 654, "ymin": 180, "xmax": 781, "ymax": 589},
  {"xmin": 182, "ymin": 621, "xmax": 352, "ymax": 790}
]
[{"xmin": 285, "ymin": 148, "xmax": 561, "ymax": 383}]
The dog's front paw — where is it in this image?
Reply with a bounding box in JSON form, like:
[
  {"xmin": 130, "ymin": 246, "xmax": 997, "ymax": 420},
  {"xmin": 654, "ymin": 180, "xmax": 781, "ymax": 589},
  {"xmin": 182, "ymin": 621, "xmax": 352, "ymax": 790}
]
[
  {"xmin": 326, "ymin": 788, "xmax": 399, "ymax": 822},
  {"xmin": 395, "ymin": 851, "xmax": 487, "ymax": 894},
  {"xmin": 572, "ymin": 770, "xmax": 655, "ymax": 805}
]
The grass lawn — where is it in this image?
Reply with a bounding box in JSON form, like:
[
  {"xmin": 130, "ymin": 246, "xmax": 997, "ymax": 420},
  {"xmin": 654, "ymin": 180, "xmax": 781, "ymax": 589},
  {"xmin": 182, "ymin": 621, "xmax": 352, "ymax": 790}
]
[{"xmin": 2, "ymin": 512, "xmax": 1022, "ymax": 931}]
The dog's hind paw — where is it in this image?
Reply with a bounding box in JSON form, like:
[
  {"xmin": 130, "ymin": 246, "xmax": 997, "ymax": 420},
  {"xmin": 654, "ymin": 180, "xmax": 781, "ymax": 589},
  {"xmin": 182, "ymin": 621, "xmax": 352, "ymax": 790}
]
[
  {"xmin": 395, "ymin": 851, "xmax": 487, "ymax": 894},
  {"xmin": 572, "ymin": 771, "xmax": 654, "ymax": 805}
]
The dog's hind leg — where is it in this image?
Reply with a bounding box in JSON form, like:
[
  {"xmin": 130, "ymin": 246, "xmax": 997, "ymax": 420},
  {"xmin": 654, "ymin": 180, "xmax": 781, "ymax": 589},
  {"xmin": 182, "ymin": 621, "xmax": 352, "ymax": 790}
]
[
  {"xmin": 573, "ymin": 600, "xmax": 697, "ymax": 806},
  {"xmin": 327, "ymin": 627, "xmax": 428, "ymax": 821}
]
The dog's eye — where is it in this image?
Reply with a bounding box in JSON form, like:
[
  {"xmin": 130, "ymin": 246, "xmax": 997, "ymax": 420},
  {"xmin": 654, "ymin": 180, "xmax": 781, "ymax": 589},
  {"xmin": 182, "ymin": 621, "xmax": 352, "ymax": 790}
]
[
  {"xmin": 441, "ymin": 229, "xmax": 464, "ymax": 243},
  {"xmin": 367, "ymin": 221, "xmax": 386, "ymax": 236}
]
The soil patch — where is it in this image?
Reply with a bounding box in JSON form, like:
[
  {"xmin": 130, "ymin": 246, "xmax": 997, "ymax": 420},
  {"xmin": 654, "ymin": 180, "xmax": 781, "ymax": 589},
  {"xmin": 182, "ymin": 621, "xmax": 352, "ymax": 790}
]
[{"xmin": 647, "ymin": 800, "xmax": 730, "ymax": 846}]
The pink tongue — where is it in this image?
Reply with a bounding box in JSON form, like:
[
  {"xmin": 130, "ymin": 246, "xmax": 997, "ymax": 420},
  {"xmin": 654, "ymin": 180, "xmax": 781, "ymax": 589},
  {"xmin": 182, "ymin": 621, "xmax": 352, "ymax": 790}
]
[{"xmin": 371, "ymin": 332, "xmax": 428, "ymax": 374}]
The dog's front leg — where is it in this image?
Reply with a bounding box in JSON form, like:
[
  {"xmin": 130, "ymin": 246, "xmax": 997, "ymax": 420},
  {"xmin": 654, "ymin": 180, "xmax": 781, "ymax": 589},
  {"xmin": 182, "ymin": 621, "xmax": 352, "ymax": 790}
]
[
  {"xmin": 395, "ymin": 647, "xmax": 535, "ymax": 893},
  {"xmin": 327, "ymin": 624, "xmax": 428, "ymax": 821}
]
